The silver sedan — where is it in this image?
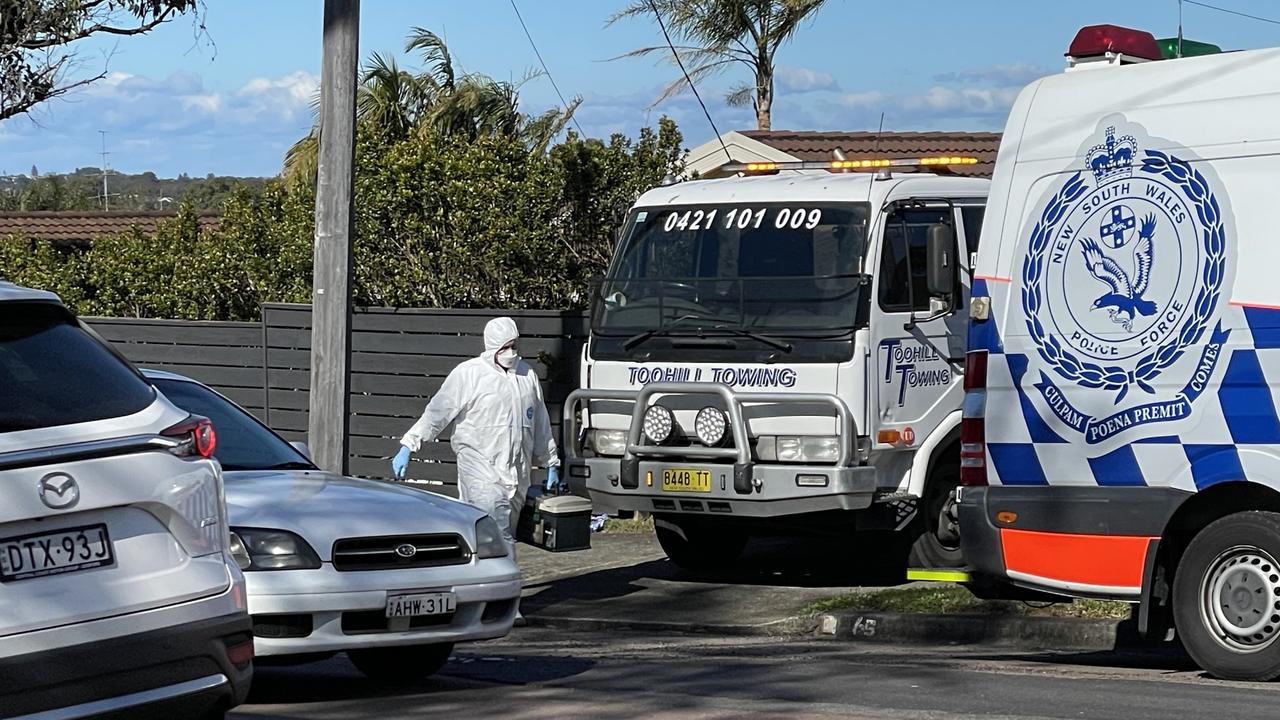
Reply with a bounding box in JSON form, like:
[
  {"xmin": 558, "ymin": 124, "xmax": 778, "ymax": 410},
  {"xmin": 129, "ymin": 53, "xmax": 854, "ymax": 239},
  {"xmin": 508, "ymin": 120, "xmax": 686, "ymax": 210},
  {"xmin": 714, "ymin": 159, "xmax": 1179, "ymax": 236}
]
[{"xmin": 142, "ymin": 370, "xmax": 521, "ymax": 685}]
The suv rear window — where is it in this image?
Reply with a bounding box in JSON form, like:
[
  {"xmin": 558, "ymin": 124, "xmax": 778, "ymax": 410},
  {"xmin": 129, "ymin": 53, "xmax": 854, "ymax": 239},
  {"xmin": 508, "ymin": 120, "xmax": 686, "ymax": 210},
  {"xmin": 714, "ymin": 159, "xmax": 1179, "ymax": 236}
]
[{"xmin": 0, "ymin": 303, "xmax": 154, "ymax": 433}]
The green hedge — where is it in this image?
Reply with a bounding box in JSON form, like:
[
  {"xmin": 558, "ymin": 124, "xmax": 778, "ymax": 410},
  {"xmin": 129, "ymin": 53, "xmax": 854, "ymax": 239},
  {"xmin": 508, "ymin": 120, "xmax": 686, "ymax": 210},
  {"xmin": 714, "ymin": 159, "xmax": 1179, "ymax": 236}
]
[{"xmin": 0, "ymin": 120, "xmax": 683, "ymax": 320}]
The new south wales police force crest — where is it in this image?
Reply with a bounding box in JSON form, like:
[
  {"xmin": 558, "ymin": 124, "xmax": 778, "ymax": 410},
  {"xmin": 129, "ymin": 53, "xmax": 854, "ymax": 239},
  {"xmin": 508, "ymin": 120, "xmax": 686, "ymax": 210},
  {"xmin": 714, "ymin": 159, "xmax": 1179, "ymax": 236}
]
[{"xmin": 1020, "ymin": 119, "xmax": 1233, "ymax": 444}]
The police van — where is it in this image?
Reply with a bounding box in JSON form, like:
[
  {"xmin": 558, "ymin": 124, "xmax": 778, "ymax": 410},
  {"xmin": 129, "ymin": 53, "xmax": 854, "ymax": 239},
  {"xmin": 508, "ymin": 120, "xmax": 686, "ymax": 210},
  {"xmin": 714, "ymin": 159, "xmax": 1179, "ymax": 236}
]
[
  {"xmin": 957, "ymin": 25, "xmax": 1280, "ymax": 680},
  {"xmin": 563, "ymin": 157, "xmax": 987, "ymax": 570}
]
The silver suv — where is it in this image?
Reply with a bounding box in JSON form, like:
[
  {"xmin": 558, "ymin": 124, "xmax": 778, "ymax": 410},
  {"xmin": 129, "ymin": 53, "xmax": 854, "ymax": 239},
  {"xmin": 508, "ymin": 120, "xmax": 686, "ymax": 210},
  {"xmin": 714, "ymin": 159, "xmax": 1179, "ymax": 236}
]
[{"xmin": 0, "ymin": 284, "xmax": 251, "ymax": 719}]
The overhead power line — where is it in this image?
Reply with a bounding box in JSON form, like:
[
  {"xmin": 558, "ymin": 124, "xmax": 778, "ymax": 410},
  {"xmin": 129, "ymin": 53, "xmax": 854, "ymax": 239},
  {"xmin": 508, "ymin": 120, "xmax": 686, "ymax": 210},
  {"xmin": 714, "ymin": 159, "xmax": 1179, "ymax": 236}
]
[
  {"xmin": 509, "ymin": 0, "xmax": 586, "ymax": 137},
  {"xmin": 1184, "ymin": 0, "xmax": 1280, "ymax": 26},
  {"xmin": 646, "ymin": 0, "xmax": 733, "ymax": 165}
]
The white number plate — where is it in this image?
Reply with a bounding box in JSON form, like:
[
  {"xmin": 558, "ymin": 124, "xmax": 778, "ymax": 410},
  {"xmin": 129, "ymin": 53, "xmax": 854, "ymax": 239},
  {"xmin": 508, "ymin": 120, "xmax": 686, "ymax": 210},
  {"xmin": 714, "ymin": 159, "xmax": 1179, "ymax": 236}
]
[
  {"xmin": 385, "ymin": 592, "xmax": 457, "ymax": 618},
  {"xmin": 0, "ymin": 523, "xmax": 114, "ymax": 583}
]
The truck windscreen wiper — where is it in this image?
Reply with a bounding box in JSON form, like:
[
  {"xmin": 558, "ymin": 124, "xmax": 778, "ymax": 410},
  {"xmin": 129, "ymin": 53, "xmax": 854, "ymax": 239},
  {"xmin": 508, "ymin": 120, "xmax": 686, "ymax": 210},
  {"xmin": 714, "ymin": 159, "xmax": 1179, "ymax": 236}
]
[
  {"xmin": 624, "ymin": 313, "xmax": 722, "ymax": 351},
  {"xmin": 626, "ymin": 316, "xmax": 793, "ymax": 354},
  {"xmin": 713, "ymin": 326, "xmax": 793, "ymax": 353}
]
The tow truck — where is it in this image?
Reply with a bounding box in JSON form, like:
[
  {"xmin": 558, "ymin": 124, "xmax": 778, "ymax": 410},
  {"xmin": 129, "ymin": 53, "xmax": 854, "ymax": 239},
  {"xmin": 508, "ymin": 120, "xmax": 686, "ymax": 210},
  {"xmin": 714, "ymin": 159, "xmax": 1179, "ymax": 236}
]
[{"xmin": 563, "ymin": 156, "xmax": 988, "ymax": 570}]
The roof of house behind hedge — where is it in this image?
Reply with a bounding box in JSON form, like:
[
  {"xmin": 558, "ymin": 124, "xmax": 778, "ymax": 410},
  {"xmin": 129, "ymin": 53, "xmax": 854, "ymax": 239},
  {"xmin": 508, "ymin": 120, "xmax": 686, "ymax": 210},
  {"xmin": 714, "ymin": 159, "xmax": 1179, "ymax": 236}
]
[{"xmin": 0, "ymin": 211, "xmax": 222, "ymax": 244}]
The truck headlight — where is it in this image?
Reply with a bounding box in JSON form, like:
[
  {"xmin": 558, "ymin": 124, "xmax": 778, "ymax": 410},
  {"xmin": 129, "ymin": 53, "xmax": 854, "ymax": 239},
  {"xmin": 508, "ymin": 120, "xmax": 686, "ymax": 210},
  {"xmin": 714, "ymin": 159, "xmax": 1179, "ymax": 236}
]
[
  {"xmin": 759, "ymin": 436, "xmax": 841, "ymax": 463},
  {"xmin": 231, "ymin": 528, "xmax": 321, "ymax": 571},
  {"xmin": 694, "ymin": 407, "xmax": 728, "ymax": 446},
  {"xmin": 642, "ymin": 405, "xmax": 676, "ymax": 445},
  {"xmin": 475, "ymin": 516, "xmax": 509, "ymax": 559},
  {"xmin": 589, "ymin": 429, "xmax": 628, "ymax": 457}
]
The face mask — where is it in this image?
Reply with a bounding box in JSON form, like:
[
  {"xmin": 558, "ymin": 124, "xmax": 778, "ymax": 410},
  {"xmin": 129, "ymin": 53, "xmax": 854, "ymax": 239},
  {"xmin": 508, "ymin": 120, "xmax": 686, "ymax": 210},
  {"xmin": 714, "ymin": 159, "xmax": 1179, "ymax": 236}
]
[{"xmin": 496, "ymin": 347, "xmax": 519, "ymax": 369}]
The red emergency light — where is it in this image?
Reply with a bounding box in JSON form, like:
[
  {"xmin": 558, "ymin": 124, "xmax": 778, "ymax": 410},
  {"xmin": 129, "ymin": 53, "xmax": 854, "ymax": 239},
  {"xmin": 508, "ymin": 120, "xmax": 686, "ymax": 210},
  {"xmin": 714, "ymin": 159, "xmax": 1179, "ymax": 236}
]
[{"xmin": 1067, "ymin": 24, "xmax": 1162, "ymax": 61}]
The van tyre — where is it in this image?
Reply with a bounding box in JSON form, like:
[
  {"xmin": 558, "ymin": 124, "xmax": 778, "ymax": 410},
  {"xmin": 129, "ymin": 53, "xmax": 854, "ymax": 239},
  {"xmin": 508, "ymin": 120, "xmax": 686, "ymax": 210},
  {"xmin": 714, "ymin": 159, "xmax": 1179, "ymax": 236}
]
[
  {"xmin": 908, "ymin": 465, "xmax": 963, "ymax": 568},
  {"xmin": 655, "ymin": 517, "xmax": 747, "ymax": 571},
  {"xmin": 1173, "ymin": 511, "xmax": 1280, "ymax": 681},
  {"xmin": 348, "ymin": 642, "xmax": 454, "ymax": 685}
]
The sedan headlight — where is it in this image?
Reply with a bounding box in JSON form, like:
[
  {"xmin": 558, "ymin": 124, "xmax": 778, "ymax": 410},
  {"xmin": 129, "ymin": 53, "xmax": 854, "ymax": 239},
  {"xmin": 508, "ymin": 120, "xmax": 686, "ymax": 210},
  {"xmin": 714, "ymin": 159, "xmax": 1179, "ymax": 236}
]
[
  {"xmin": 230, "ymin": 528, "xmax": 322, "ymax": 571},
  {"xmin": 228, "ymin": 531, "xmax": 252, "ymax": 570},
  {"xmin": 588, "ymin": 429, "xmax": 628, "ymax": 457},
  {"xmin": 474, "ymin": 516, "xmax": 509, "ymax": 559}
]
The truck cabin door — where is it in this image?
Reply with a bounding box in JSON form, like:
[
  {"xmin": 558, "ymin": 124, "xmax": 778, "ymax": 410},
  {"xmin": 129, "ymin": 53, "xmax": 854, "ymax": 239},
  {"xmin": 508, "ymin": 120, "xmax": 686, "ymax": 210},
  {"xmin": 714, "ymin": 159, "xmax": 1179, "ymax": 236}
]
[{"xmin": 870, "ymin": 202, "xmax": 973, "ymax": 448}]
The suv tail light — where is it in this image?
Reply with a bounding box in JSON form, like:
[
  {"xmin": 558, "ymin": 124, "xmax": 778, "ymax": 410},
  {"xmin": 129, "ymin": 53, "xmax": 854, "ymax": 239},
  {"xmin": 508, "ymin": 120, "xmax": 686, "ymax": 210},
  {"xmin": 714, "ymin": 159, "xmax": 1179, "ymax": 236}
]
[
  {"xmin": 162, "ymin": 416, "xmax": 217, "ymax": 459},
  {"xmin": 160, "ymin": 415, "xmax": 227, "ymax": 556},
  {"xmin": 960, "ymin": 351, "xmax": 988, "ymax": 487}
]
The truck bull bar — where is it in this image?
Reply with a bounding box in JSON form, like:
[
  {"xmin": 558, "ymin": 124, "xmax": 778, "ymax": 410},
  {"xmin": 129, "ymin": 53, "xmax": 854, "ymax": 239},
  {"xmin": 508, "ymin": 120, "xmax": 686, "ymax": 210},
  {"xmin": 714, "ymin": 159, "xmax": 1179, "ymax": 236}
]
[{"xmin": 563, "ymin": 382, "xmax": 857, "ymax": 496}]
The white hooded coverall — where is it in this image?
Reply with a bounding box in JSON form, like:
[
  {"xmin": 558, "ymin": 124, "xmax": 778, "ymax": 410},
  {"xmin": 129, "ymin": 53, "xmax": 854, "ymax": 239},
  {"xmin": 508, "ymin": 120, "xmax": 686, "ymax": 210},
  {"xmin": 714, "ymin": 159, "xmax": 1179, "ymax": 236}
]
[{"xmin": 400, "ymin": 317, "xmax": 559, "ymax": 552}]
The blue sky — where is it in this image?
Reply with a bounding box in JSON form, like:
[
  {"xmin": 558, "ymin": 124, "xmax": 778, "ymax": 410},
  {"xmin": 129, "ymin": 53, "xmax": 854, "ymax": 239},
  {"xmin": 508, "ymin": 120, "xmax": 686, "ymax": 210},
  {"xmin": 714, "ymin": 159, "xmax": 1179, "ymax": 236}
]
[{"xmin": 3, "ymin": 0, "xmax": 1279, "ymax": 178}]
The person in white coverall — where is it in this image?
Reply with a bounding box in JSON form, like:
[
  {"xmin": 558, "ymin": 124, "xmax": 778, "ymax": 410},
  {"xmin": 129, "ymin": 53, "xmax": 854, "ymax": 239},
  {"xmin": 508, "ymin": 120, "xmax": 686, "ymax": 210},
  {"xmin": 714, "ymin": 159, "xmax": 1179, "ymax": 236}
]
[{"xmin": 391, "ymin": 317, "xmax": 560, "ymax": 556}]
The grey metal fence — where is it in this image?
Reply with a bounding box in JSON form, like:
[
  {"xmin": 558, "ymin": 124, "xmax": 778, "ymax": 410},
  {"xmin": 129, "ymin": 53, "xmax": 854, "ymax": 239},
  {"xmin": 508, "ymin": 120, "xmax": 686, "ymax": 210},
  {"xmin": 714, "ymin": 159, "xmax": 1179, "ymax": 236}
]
[{"xmin": 88, "ymin": 304, "xmax": 589, "ymax": 497}]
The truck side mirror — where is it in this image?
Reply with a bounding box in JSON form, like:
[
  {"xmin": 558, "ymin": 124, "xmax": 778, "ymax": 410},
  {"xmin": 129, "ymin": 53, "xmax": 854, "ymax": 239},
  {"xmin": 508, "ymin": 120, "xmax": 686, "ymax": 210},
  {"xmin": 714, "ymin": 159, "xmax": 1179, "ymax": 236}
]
[{"xmin": 927, "ymin": 223, "xmax": 957, "ymax": 299}]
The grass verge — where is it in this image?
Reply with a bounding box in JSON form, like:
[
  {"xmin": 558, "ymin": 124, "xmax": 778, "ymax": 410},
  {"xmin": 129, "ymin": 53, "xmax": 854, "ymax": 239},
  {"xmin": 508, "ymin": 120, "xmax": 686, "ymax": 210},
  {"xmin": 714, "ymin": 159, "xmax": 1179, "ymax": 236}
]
[
  {"xmin": 804, "ymin": 585, "xmax": 1131, "ymax": 620},
  {"xmin": 599, "ymin": 515, "xmax": 655, "ymax": 535}
]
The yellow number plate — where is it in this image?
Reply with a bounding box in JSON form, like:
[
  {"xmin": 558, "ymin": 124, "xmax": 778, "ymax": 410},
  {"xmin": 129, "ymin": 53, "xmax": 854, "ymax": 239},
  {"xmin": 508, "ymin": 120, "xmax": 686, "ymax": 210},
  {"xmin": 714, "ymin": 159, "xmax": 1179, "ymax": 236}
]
[{"xmin": 661, "ymin": 468, "xmax": 712, "ymax": 493}]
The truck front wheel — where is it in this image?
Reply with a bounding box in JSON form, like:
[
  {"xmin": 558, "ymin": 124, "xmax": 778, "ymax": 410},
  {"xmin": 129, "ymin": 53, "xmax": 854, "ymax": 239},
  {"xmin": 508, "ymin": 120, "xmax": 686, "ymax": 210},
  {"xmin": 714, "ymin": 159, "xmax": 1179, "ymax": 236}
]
[
  {"xmin": 908, "ymin": 464, "xmax": 963, "ymax": 568},
  {"xmin": 1173, "ymin": 511, "xmax": 1280, "ymax": 681},
  {"xmin": 654, "ymin": 516, "xmax": 747, "ymax": 571}
]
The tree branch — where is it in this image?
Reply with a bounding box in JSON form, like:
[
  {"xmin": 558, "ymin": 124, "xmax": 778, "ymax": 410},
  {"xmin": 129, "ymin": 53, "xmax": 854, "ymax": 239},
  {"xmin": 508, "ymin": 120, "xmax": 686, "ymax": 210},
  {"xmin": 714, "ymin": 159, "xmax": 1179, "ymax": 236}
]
[
  {"xmin": 0, "ymin": 67, "xmax": 106, "ymax": 122},
  {"xmin": 23, "ymin": 7, "xmax": 181, "ymax": 50}
]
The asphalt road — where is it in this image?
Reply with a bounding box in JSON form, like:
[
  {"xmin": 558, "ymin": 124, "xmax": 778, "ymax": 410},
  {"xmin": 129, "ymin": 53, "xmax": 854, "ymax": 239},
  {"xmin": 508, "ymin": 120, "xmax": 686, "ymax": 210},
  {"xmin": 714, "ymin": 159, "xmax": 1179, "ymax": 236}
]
[{"xmin": 231, "ymin": 626, "xmax": 1280, "ymax": 720}]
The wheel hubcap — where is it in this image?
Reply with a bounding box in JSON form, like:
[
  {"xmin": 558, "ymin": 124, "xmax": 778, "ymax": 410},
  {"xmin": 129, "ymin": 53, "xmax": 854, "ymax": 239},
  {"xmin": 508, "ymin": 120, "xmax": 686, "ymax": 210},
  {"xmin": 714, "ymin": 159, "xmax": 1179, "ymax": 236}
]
[
  {"xmin": 935, "ymin": 500, "xmax": 961, "ymax": 548},
  {"xmin": 1200, "ymin": 546, "xmax": 1280, "ymax": 652}
]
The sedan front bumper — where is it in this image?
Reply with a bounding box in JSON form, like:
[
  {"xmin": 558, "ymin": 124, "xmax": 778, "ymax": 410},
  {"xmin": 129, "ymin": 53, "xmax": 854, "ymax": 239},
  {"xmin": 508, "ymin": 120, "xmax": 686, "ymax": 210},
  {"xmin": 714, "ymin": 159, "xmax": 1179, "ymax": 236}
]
[{"xmin": 244, "ymin": 561, "xmax": 521, "ymax": 656}]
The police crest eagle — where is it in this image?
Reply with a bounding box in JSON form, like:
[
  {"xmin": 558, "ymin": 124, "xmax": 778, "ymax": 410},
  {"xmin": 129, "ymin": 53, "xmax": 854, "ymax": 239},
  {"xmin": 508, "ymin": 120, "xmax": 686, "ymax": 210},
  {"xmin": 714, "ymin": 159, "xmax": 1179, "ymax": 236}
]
[{"xmin": 1020, "ymin": 119, "xmax": 1234, "ymax": 445}]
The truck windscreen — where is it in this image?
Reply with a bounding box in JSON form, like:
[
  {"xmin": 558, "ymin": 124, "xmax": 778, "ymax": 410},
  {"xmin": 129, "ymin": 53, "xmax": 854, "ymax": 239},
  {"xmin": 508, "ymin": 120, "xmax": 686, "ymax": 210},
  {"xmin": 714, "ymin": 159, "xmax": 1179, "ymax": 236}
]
[{"xmin": 594, "ymin": 202, "xmax": 870, "ymax": 341}]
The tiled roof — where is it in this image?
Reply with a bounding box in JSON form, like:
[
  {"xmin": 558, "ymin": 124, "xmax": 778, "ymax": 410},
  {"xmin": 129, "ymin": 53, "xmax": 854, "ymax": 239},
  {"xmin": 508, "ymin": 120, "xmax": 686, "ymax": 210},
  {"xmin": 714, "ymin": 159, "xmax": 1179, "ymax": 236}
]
[
  {"xmin": 0, "ymin": 211, "xmax": 222, "ymax": 244},
  {"xmin": 739, "ymin": 130, "xmax": 1002, "ymax": 177}
]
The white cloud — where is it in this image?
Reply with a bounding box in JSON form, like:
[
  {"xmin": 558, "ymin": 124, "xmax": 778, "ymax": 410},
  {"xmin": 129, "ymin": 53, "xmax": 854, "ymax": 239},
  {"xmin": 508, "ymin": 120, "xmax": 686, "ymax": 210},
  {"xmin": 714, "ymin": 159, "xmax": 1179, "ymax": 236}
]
[
  {"xmin": 182, "ymin": 94, "xmax": 223, "ymax": 113},
  {"xmin": 239, "ymin": 71, "xmax": 318, "ymax": 103},
  {"xmin": 775, "ymin": 65, "xmax": 839, "ymax": 94},
  {"xmin": 933, "ymin": 63, "xmax": 1052, "ymax": 87},
  {"xmin": 771, "ymin": 63, "xmax": 1042, "ymax": 133},
  {"xmin": 234, "ymin": 71, "xmax": 318, "ymax": 123},
  {"xmin": 0, "ymin": 69, "xmax": 321, "ymax": 176},
  {"xmin": 837, "ymin": 91, "xmax": 885, "ymax": 109}
]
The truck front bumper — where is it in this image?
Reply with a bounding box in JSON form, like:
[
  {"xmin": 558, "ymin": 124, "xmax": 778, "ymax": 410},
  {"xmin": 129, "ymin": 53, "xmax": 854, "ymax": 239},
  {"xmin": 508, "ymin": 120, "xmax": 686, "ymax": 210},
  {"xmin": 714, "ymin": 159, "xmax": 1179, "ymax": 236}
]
[
  {"xmin": 565, "ymin": 382, "xmax": 874, "ymax": 519},
  {"xmin": 573, "ymin": 457, "xmax": 877, "ymax": 517}
]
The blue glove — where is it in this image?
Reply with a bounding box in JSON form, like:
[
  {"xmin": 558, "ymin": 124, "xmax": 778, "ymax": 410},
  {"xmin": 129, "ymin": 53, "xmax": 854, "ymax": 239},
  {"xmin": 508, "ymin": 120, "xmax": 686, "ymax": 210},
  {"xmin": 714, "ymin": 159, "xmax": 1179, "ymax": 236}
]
[
  {"xmin": 546, "ymin": 466, "xmax": 561, "ymax": 491},
  {"xmin": 392, "ymin": 446, "xmax": 411, "ymax": 479}
]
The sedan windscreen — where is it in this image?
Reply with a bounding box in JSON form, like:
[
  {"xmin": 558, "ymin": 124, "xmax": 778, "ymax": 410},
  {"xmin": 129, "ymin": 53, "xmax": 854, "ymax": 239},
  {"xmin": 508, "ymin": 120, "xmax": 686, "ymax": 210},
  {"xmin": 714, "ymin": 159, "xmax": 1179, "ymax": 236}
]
[
  {"xmin": 0, "ymin": 303, "xmax": 155, "ymax": 433},
  {"xmin": 152, "ymin": 378, "xmax": 313, "ymax": 472}
]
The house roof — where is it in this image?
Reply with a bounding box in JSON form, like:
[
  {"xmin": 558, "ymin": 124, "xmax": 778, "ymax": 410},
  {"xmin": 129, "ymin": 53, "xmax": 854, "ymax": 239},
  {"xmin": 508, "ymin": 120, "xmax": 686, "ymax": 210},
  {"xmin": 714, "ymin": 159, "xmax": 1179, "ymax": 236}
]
[
  {"xmin": 685, "ymin": 130, "xmax": 1002, "ymax": 178},
  {"xmin": 0, "ymin": 211, "xmax": 222, "ymax": 244}
]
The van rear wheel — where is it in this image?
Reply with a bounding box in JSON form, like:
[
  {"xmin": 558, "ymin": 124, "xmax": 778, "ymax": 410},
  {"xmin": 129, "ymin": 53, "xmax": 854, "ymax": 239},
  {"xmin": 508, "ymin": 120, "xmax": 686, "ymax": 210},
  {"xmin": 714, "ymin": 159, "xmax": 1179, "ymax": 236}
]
[
  {"xmin": 655, "ymin": 516, "xmax": 747, "ymax": 571},
  {"xmin": 1173, "ymin": 511, "xmax": 1280, "ymax": 681}
]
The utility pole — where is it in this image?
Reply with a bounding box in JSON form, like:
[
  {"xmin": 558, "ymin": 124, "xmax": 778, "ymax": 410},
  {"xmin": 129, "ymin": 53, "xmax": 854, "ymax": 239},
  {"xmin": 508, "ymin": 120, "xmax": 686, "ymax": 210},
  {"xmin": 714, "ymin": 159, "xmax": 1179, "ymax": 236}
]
[
  {"xmin": 308, "ymin": 0, "xmax": 360, "ymax": 474},
  {"xmin": 99, "ymin": 130, "xmax": 110, "ymax": 211}
]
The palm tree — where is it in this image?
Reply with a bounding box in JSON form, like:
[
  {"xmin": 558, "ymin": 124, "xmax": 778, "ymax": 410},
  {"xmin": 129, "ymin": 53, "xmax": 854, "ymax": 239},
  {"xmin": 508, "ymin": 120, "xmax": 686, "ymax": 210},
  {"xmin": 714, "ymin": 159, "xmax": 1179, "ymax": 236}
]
[
  {"xmin": 610, "ymin": 0, "xmax": 830, "ymax": 131},
  {"xmin": 356, "ymin": 53, "xmax": 429, "ymax": 142},
  {"xmin": 284, "ymin": 28, "xmax": 579, "ymax": 183}
]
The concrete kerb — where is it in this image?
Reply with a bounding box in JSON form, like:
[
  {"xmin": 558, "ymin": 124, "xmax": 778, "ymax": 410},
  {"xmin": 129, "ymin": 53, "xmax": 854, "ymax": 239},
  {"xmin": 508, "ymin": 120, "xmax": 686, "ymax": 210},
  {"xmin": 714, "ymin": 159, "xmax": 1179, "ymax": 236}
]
[
  {"xmin": 819, "ymin": 612, "xmax": 1140, "ymax": 651},
  {"xmin": 523, "ymin": 611, "xmax": 1143, "ymax": 652}
]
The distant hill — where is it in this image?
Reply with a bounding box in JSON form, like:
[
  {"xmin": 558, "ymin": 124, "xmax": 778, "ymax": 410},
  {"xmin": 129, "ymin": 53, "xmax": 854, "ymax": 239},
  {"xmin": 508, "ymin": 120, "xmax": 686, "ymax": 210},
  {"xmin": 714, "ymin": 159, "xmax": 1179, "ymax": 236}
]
[{"xmin": 0, "ymin": 168, "xmax": 271, "ymax": 213}]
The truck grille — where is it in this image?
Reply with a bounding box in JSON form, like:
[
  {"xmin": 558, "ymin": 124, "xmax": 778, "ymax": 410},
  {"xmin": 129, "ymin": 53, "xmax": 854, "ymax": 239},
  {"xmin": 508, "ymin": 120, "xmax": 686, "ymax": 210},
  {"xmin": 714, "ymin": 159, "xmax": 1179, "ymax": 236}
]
[{"xmin": 331, "ymin": 533, "xmax": 470, "ymax": 571}]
